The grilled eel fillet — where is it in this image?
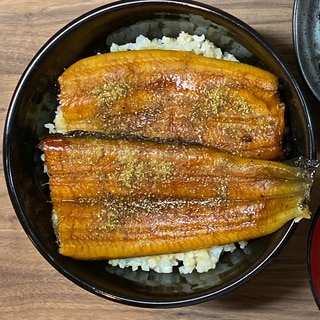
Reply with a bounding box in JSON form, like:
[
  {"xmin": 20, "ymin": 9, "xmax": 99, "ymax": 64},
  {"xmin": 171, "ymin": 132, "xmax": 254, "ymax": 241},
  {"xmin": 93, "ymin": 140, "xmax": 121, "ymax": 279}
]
[
  {"xmin": 56, "ymin": 50, "xmax": 285, "ymax": 159},
  {"xmin": 40, "ymin": 133, "xmax": 315, "ymax": 260}
]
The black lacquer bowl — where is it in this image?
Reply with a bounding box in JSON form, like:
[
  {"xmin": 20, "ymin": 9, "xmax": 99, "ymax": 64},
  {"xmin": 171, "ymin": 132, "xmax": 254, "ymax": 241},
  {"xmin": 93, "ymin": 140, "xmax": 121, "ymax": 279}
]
[{"xmin": 3, "ymin": 0, "xmax": 316, "ymax": 307}]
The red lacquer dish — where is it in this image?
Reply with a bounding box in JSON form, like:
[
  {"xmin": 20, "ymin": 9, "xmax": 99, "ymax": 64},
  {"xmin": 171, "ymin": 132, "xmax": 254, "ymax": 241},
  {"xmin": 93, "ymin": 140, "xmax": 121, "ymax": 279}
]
[{"xmin": 308, "ymin": 208, "xmax": 320, "ymax": 309}]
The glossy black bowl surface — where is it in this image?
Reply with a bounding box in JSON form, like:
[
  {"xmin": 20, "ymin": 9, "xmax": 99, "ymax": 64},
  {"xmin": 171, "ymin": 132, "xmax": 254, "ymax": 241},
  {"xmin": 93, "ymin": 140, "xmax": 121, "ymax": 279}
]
[
  {"xmin": 3, "ymin": 0, "xmax": 316, "ymax": 308},
  {"xmin": 293, "ymin": 0, "xmax": 320, "ymax": 102}
]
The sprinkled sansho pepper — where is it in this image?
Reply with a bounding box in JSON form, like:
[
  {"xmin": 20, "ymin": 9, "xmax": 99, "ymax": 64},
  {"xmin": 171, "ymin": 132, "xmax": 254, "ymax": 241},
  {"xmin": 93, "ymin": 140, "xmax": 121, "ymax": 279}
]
[
  {"xmin": 56, "ymin": 50, "xmax": 285, "ymax": 160},
  {"xmin": 41, "ymin": 133, "xmax": 315, "ymax": 260}
]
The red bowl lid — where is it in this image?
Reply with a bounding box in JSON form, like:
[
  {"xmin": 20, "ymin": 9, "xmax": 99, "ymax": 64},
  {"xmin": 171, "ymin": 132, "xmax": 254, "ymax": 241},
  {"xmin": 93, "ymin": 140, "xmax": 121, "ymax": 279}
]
[{"xmin": 308, "ymin": 208, "xmax": 320, "ymax": 309}]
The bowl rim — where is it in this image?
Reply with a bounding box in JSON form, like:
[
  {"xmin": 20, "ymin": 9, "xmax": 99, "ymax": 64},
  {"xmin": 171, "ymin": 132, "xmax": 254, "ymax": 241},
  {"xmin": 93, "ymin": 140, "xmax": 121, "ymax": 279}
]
[{"xmin": 3, "ymin": 0, "xmax": 317, "ymax": 308}]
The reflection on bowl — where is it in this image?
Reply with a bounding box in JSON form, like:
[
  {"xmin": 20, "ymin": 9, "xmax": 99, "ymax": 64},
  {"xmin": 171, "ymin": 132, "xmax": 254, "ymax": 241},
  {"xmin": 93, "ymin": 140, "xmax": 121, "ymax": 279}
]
[{"xmin": 3, "ymin": 0, "xmax": 316, "ymax": 308}]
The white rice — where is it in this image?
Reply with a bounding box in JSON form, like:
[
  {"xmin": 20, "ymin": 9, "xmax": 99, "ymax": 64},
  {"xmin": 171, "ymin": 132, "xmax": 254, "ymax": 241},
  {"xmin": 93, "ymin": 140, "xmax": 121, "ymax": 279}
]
[
  {"xmin": 110, "ymin": 31, "xmax": 239, "ymax": 62},
  {"xmin": 109, "ymin": 242, "xmax": 248, "ymax": 274},
  {"xmin": 47, "ymin": 32, "xmax": 247, "ymax": 274}
]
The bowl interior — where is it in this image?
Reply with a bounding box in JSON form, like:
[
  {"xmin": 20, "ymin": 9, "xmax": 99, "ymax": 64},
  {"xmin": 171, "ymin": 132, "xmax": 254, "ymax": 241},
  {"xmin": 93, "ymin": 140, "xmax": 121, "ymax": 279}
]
[{"xmin": 3, "ymin": 0, "xmax": 315, "ymax": 307}]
